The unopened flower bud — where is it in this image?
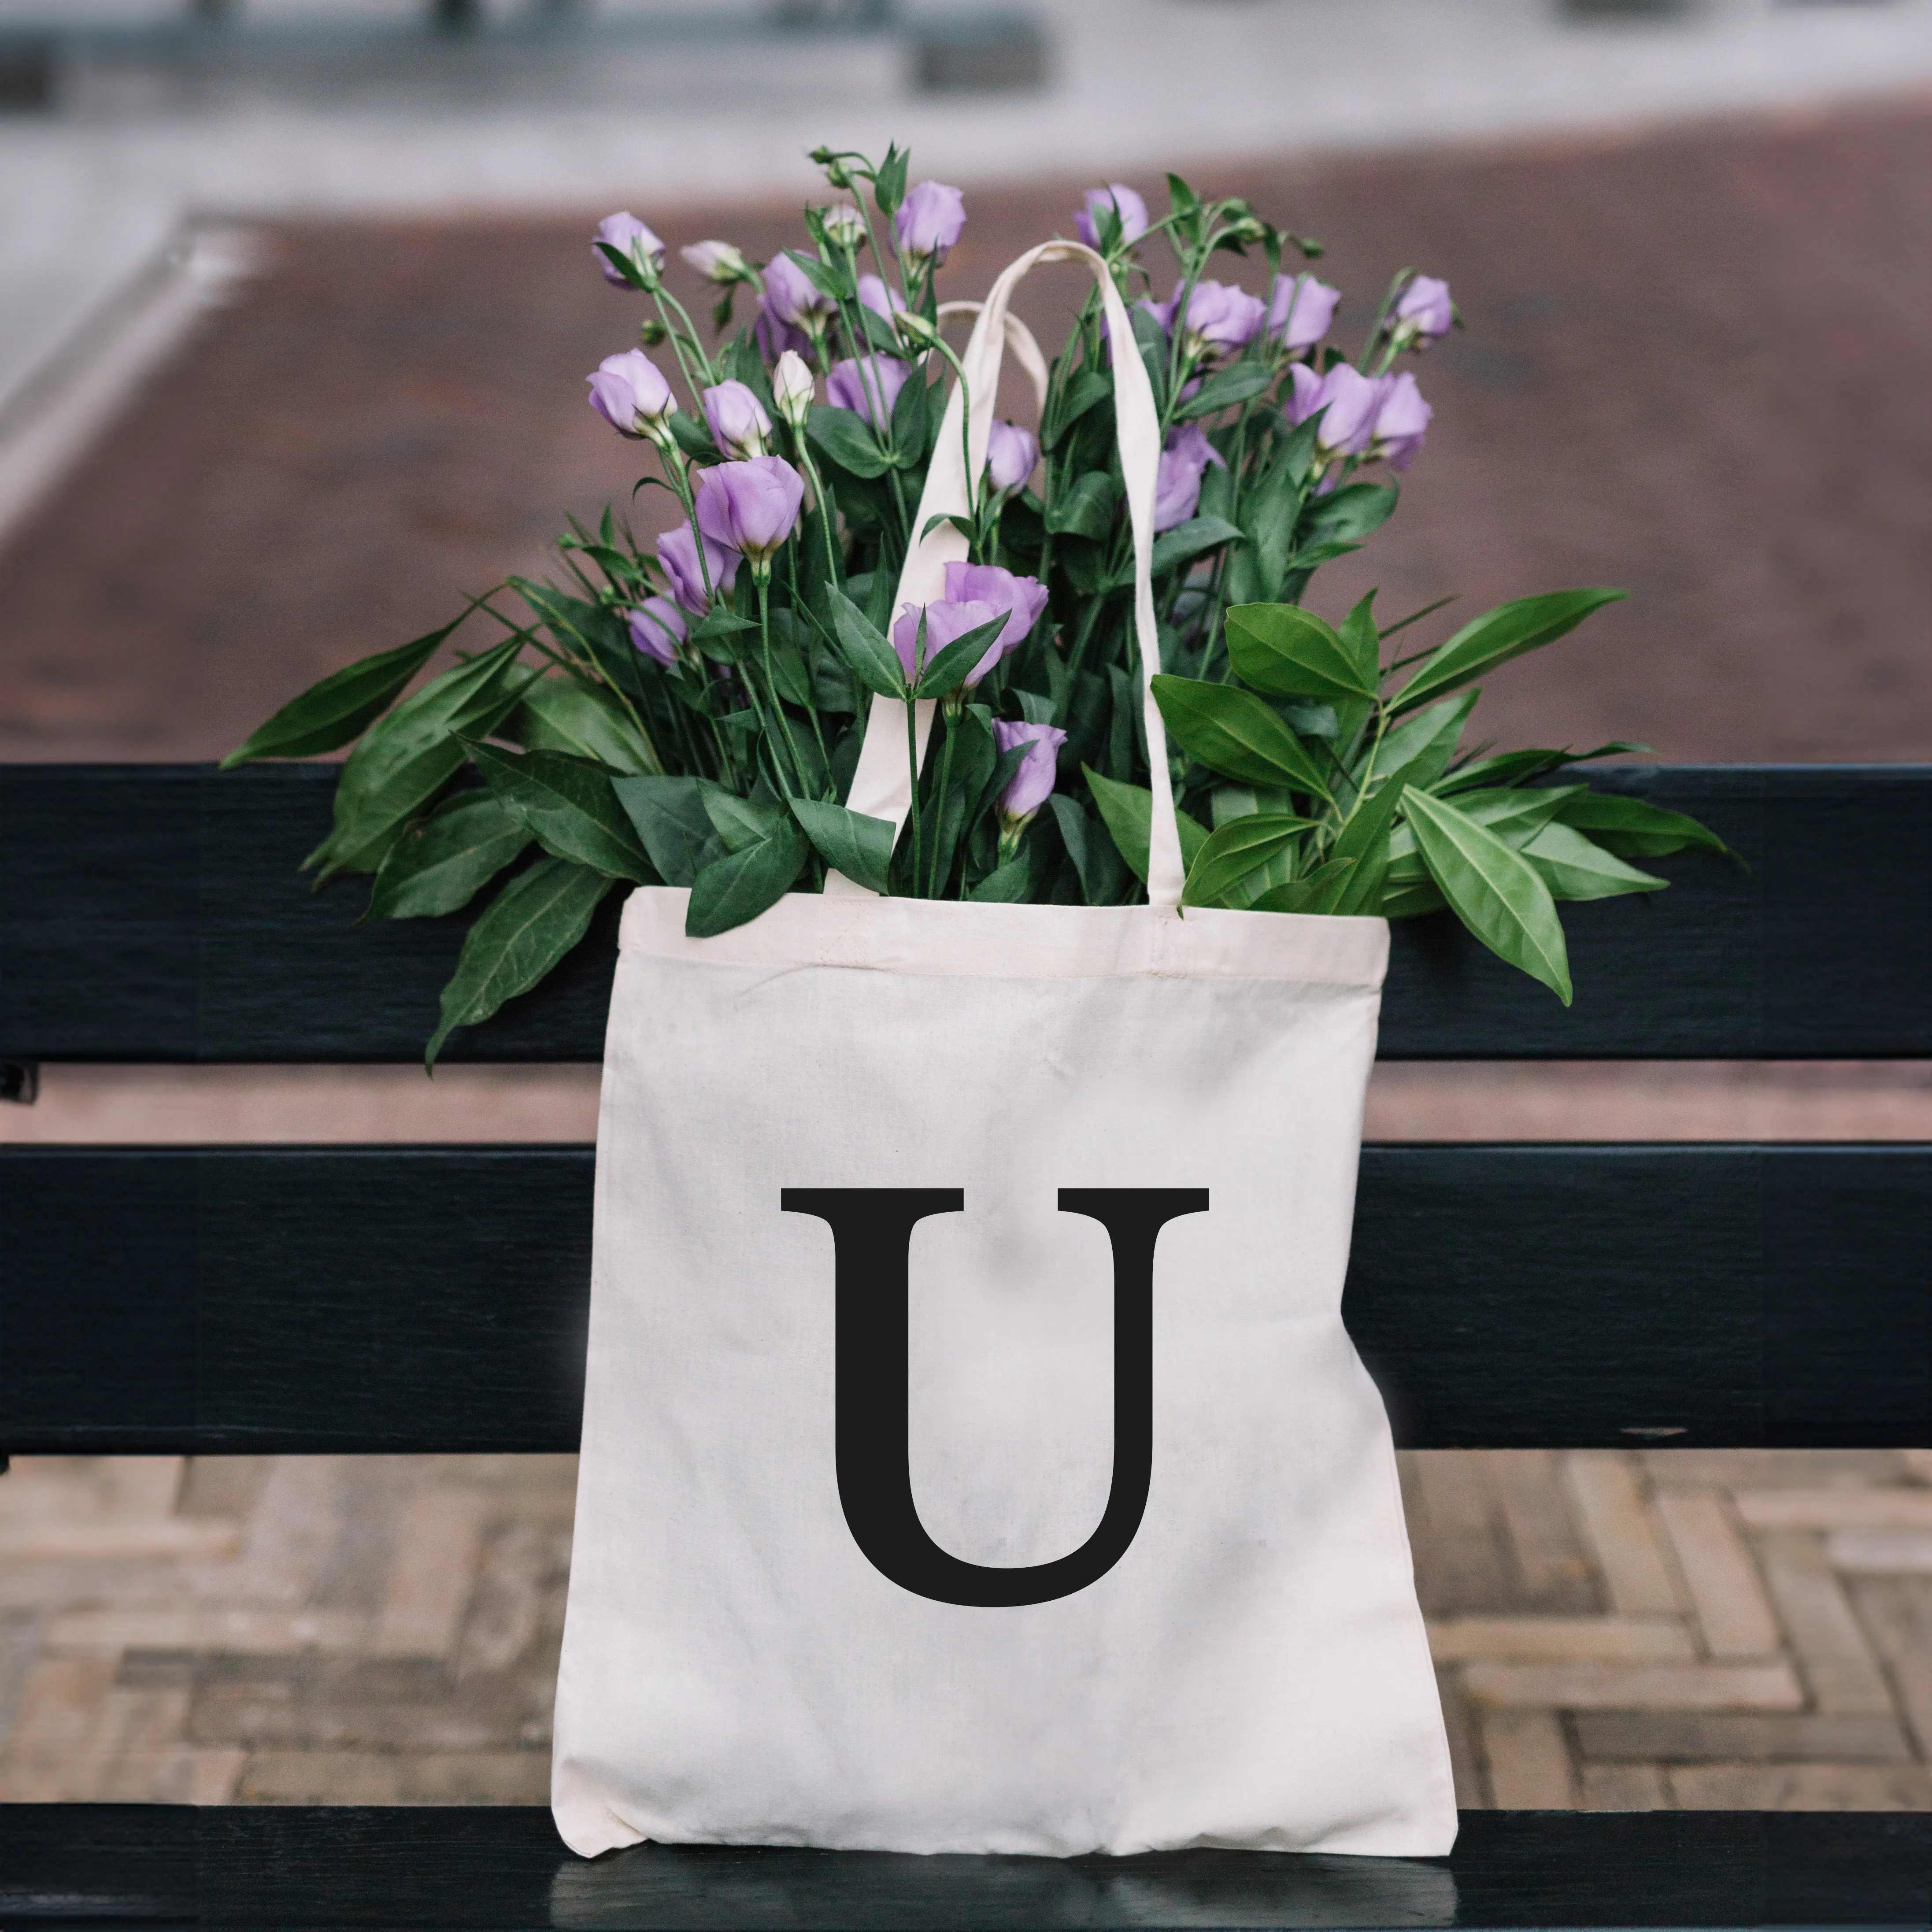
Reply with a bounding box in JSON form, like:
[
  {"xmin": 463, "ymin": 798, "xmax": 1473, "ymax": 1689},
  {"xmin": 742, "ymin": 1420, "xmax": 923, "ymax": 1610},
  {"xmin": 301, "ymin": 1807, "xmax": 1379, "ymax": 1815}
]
[
  {"xmin": 702, "ymin": 380, "xmax": 772, "ymax": 461},
  {"xmin": 593, "ymin": 213, "xmax": 664, "ymax": 290},
  {"xmin": 818, "ymin": 204, "xmax": 866, "ymax": 251},
  {"xmin": 811, "ymin": 147, "xmax": 857, "ymax": 191},
  {"xmin": 681, "ymin": 239, "xmax": 751, "ymax": 285},
  {"xmin": 1386, "ymin": 274, "xmax": 1455, "ymax": 352},
  {"xmin": 588, "ymin": 350, "xmax": 677, "ymax": 443},
  {"xmin": 637, "ymin": 317, "xmax": 669, "ymax": 347},
  {"xmin": 892, "ymin": 308, "xmax": 942, "ymax": 353},
  {"xmin": 772, "ymin": 350, "xmax": 815, "ymax": 432}
]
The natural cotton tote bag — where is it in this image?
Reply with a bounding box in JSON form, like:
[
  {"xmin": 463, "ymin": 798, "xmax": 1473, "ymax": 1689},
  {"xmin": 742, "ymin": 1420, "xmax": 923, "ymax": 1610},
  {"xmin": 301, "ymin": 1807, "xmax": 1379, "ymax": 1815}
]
[{"xmin": 551, "ymin": 241, "xmax": 1457, "ymax": 1861}]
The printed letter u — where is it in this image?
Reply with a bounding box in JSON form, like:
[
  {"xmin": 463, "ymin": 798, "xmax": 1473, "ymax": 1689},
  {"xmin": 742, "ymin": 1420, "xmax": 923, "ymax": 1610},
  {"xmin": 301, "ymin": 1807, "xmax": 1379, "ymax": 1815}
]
[{"xmin": 781, "ymin": 1188, "xmax": 1209, "ymax": 1608}]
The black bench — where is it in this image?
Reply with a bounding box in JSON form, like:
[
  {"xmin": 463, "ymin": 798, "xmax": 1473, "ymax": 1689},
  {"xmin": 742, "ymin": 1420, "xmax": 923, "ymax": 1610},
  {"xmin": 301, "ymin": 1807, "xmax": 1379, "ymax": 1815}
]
[{"xmin": 1, "ymin": 761, "xmax": 1928, "ymax": 1929}]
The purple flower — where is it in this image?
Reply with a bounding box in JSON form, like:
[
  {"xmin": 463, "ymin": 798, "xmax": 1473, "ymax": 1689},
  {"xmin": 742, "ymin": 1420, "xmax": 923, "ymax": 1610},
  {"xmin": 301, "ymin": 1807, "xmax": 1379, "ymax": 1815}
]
[
  {"xmin": 894, "ymin": 181, "xmax": 966, "ymax": 264},
  {"xmin": 656, "ymin": 522, "xmax": 739, "ymax": 615},
  {"xmin": 627, "ymin": 596, "xmax": 687, "ymax": 667},
  {"xmin": 1372, "ymin": 371, "xmax": 1432, "ymax": 473},
  {"xmin": 1286, "ymin": 363, "xmax": 1389, "ymax": 458},
  {"xmin": 891, "ymin": 597, "xmax": 1001, "ymax": 688},
  {"xmin": 754, "ymin": 300, "xmax": 811, "ymax": 363},
  {"xmin": 825, "ymin": 354, "xmax": 910, "ymax": 430},
  {"xmin": 1143, "ymin": 278, "xmax": 1266, "ymax": 366},
  {"xmin": 942, "ymin": 561, "xmax": 1048, "ymax": 679},
  {"xmin": 680, "ymin": 239, "xmax": 749, "ymax": 284},
  {"xmin": 1073, "ymin": 184, "xmax": 1149, "ymax": 251},
  {"xmin": 1267, "ymin": 275, "xmax": 1342, "ymax": 352},
  {"xmin": 1153, "ymin": 422, "xmax": 1226, "ymax": 534},
  {"xmin": 984, "ymin": 420, "xmax": 1039, "ymax": 496},
  {"xmin": 593, "ymin": 213, "xmax": 664, "ymax": 287},
  {"xmin": 701, "ymin": 379, "xmax": 771, "ymax": 460},
  {"xmin": 762, "ymin": 252, "xmax": 838, "ymax": 329},
  {"xmin": 1390, "ymin": 274, "xmax": 1454, "ymax": 350},
  {"xmin": 857, "ymin": 273, "xmax": 906, "ymax": 319},
  {"xmin": 993, "ymin": 720, "xmax": 1067, "ymax": 822},
  {"xmin": 586, "ymin": 350, "xmax": 675, "ymax": 439},
  {"xmin": 695, "ymin": 456, "xmax": 805, "ymax": 570}
]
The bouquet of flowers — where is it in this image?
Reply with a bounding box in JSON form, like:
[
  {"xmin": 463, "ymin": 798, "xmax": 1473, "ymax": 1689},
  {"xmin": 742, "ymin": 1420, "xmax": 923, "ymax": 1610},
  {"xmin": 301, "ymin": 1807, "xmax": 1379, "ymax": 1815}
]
[{"xmin": 228, "ymin": 143, "xmax": 1726, "ymax": 1066}]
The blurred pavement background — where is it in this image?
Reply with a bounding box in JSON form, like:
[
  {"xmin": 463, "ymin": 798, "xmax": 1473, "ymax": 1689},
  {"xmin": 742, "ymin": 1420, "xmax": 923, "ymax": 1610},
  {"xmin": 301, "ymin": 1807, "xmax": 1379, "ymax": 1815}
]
[{"xmin": 0, "ymin": 0, "xmax": 1929, "ymax": 1816}]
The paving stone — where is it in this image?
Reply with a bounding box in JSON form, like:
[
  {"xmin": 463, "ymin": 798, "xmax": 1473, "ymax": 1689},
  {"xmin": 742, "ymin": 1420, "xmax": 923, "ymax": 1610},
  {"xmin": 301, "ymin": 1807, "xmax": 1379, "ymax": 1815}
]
[
  {"xmin": 1846, "ymin": 1576, "xmax": 1932, "ymax": 1760},
  {"xmin": 1486, "ymin": 1450, "xmax": 1602, "ymax": 1616},
  {"xmin": 43, "ymin": 1607, "xmax": 370, "ymax": 1654},
  {"xmin": 1562, "ymin": 1454, "xmax": 1682, "ymax": 1618},
  {"xmin": 1827, "ymin": 1530, "xmax": 1932, "ymax": 1573},
  {"xmin": 1578, "ymin": 1761, "xmax": 1669, "ymax": 1810},
  {"xmin": 0, "ymin": 1519, "xmax": 241, "ymax": 1561},
  {"xmin": 1735, "ymin": 1489, "xmax": 1932, "ymax": 1531},
  {"xmin": 1478, "ymin": 1708, "xmax": 1576, "ymax": 1810},
  {"xmin": 1428, "ymin": 1617, "xmax": 1693, "ymax": 1663},
  {"xmin": 372, "ymin": 1487, "xmax": 487, "ymax": 1658},
  {"xmin": 1461, "ymin": 1661, "xmax": 1804, "ymax": 1712},
  {"xmin": 1756, "ymin": 1532, "xmax": 1895, "ymax": 1715},
  {"xmin": 0, "ymin": 1652, "xmax": 119, "ymax": 1800},
  {"xmin": 1572, "ymin": 1711, "xmax": 1913, "ymax": 1764},
  {"xmin": 1435, "ymin": 1664, "xmax": 1489, "ymax": 1811},
  {"xmin": 1654, "ymin": 1488, "xmax": 1782, "ymax": 1659},
  {"xmin": 236, "ymin": 1747, "xmax": 550, "ymax": 1804},
  {"xmin": 1666, "ymin": 1762, "xmax": 1932, "ymax": 1810}
]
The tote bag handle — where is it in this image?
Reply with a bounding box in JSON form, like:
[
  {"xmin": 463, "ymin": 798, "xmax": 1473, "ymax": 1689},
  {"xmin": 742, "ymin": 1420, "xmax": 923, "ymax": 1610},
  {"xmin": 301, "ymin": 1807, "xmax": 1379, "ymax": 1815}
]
[{"xmin": 830, "ymin": 241, "xmax": 1184, "ymax": 910}]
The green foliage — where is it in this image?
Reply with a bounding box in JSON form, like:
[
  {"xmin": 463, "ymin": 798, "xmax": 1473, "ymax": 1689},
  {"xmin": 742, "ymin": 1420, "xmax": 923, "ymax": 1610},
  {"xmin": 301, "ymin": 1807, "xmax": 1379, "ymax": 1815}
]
[{"xmin": 367, "ymin": 791, "xmax": 531, "ymax": 922}]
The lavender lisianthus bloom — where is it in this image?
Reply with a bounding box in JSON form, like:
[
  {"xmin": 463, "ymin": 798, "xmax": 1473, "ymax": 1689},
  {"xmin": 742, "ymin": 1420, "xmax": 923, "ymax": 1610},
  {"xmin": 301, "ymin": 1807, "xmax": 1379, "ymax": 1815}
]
[
  {"xmin": 1073, "ymin": 184, "xmax": 1149, "ymax": 251},
  {"xmin": 656, "ymin": 522, "xmax": 739, "ymax": 615},
  {"xmin": 1372, "ymin": 371, "xmax": 1432, "ymax": 473},
  {"xmin": 1143, "ymin": 278, "xmax": 1267, "ymax": 367},
  {"xmin": 754, "ymin": 299, "xmax": 811, "ymax": 363},
  {"xmin": 857, "ymin": 272, "xmax": 906, "ymax": 319},
  {"xmin": 894, "ymin": 181, "xmax": 966, "ymax": 265},
  {"xmin": 701, "ymin": 380, "xmax": 772, "ymax": 461},
  {"xmin": 1286, "ymin": 363, "xmax": 1389, "ymax": 459},
  {"xmin": 587, "ymin": 350, "xmax": 676, "ymax": 440},
  {"xmin": 627, "ymin": 596, "xmax": 687, "ymax": 667},
  {"xmin": 1389, "ymin": 274, "xmax": 1454, "ymax": 351},
  {"xmin": 891, "ymin": 597, "xmax": 1000, "ymax": 687},
  {"xmin": 826, "ymin": 354, "xmax": 910, "ymax": 430},
  {"xmin": 984, "ymin": 420, "xmax": 1039, "ymax": 497},
  {"xmin": 993, "ymin": 719, "xmax": 1067, "ymax": 824},
  {"xmin": 763, "ymin": 252, "xmax": 838, "ymax": 329},
  {"xmin": 1267, "ymin": 274, "xmax": 1342, "ymax": 352},
  {"xmin": 593, "ymin": 213, "xmax": 664, "ymax": 287},
  {"xmin": 695, "ymin": 457, "xmax": 806, "ymax": 573},
  {"xmin": 942, "ymin": 561, "xmax": 1048, "ymax": 679},
  {"xmin": 1152, "ymin": 422, "xmax": 1226, "ymax": 533}
]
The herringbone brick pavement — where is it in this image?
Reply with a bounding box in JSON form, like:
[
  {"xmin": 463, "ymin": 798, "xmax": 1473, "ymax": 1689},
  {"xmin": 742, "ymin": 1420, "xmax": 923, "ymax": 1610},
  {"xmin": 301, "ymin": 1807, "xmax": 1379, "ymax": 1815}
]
[{"xmin": 4, "ymin": 1447, "xmax": 1929, "ymax": 1809}]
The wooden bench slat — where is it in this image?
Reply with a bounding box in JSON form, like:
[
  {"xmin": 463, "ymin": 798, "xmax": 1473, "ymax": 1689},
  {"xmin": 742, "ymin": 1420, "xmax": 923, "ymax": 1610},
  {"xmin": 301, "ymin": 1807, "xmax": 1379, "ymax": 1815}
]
[
  {"xmin": 1, "ymin": 1803, "xmax": 1926, "ymax": 1928},
  {"xmin": 3, "ymin": 764, "xmax": 1928, "ymax": 1063},
  {"xmin": 3, "ymin": 1144, "xmax": 1923, "ymax": 1455}
]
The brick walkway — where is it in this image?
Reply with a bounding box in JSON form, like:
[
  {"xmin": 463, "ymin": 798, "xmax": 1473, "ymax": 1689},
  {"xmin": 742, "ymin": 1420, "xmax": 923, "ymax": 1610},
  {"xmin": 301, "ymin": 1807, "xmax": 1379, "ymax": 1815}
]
[{"xmin": 4, "ymin": 1448, "xmax": 1929, "ymax": 1810}]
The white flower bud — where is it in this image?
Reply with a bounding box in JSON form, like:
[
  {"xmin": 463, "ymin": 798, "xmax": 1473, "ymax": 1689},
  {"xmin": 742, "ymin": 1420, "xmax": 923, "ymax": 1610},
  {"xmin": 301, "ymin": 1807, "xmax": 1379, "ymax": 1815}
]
[
  {"xmin": 680, "ymin": 239, "xmax": 751, "ymax": 285},
  {"xmin": 772, "ymin": 350, "xmax": 815, "ymax": 432},
  {"xmin": 819, "ymin": 204, "xmax": 866, "ymax": 251},
  {"xmin": 892, "ymin": 308, "xmax": 942, "ymax": 353}
]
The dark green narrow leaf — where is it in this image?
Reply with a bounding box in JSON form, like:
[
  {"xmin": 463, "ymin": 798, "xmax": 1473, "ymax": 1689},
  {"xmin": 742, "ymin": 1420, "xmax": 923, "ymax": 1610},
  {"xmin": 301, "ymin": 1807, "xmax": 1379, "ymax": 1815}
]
[
  {"xmin": 465, "ymin": 741, "xmax": 654, "ymax": 882},
  {"xmin": 968, "ymin": 854, "xmax": 1032, "ymax": 902},
  {"xmin": 1150, "ymin": 675, "xmax": 1333, "ymax": 799},
  {"xmin": 512, "ymin": 676, "xmax": 657, "ymax": 775},
  {"xmin": 807, "ymin": 405, "xmax": 892, "ymax": 480},
  {"xmin": 1049, "ymin": 795, "xmax": 1131, "ymax": 906},
  {"xmin": 1225, "ymin": 603, "xmax": 1376, "ymax": 703},
  {"xmin": 1172, "ymin": 362, "xmax": 1273, "ymax": 421},
  {"xmin": 223, "ymin": 611, "xmax": 467, "ymax": 767},
  {"xmin": 1250, "ymin": 855, "xmax": 1358, "ymax": 915},
  {"xmin": 915, "ymin": 616, "xmax": 1007, "ymax": 699},
  {"xmin": 610, "ymin": 775, "xmax": 722, "ymax": 888},
  {"xmin": 1523, "ymin": 823, "xmax": 1669, "ymax": 902},
  {"xmin": 685, "ymin": 818, "xmax": 810, "ymax": 937},
  {"xmin": 1405, "ymin": 788, "xmax": 1573, "ymax": 1004},
  {"xmin": 1150, "ymin": 515, "xmax": 1244, "ymax": 580},
  {"xmin": 790, "ymin": 798, "xmax": 894, "ymax": 895},
  {"xmin": 1181, "ymin": 814, "xmax": 1315, "ymax": 909},
  {"xmin": 426, "ymin": 858, "xmax": 612, "ymax": 1070},
  {"xmin": 1045, "ymin": 472, "xmax": 1119, "ymax": 541},
  {"xmin": 367, "ymin": 791, "xmax": 531, "ymax": 922},
  {"xmin": 1394, "ymin": 588, "xmax": 1628, "ymax": 715},
  {"xmin": 1084, "ymin": 768, "xmax": 1210, "ymax": 884},
  {"xmin": 829, "ymin": 588, "xmax": 908, "ymax": 699},
  {"xmin": 1554, "ymin": 792, "xmax": 1736, "ymax": 860}
]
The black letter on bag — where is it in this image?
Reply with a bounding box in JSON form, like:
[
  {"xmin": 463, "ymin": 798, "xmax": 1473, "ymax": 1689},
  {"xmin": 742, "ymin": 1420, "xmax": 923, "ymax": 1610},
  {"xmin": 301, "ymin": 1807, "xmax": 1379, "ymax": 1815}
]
[{"xmin": 780, "ymin": 1188, "xmax": 1209, "ymax": 1608}]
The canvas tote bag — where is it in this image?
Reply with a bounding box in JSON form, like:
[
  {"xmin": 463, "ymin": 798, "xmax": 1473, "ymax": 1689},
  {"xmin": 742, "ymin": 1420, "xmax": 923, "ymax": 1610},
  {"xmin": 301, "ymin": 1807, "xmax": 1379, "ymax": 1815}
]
[{"xmin": 551, "ymin": 241, "xmax": 1457, "ymax": 1861}]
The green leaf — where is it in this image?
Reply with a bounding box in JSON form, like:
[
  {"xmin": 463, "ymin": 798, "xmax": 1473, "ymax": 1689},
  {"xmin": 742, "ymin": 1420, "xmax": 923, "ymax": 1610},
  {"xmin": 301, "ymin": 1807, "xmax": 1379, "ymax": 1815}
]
[
  {"xmin": 1446, "ymin": 784, "xmax": 1583, "ymax": 848},
  {"xmin": 790, "ymin": 798, "xmax": 894, "ymax": 894},
  {"xmin": 1172, "ymin": 363, "xmax": 1273, "ymax": 420},
  {"xmin": 968, "ymin": 854, "xmax": 1033, "ymax": 902},
  {"xmin": 1225, "ymin": 603, "xmax": 1376, "ymax": 703},
  {"xmin": 1049, "ymin": 794, "xmax": 1131, "ymax": 906},
  {"xmin": 685, "ymin": 817, "xmax": 810, "ymax": 937},
  {"xmin": 1338, "ymin": 592, "xmax": 1381, "ymax": 690},
  {"xmin": 511, "ymin": 675, "xmax": 655, "ymax": 775},
  {"xmin": 1182, "ymin": 814, "xmax": 1316, "ymax": 909},
  {"xmin": 1404, "ymin": 788, "xmax": 1572, "ymax": 1004},
  {"xmin": 1523, "ymin": 822, "xmax": 1669, "ymax": 902},
  {"xmin": 1394, "ymin": 588, "xmax": 1627, "ymax": 715},
  {"xmin": 1043, "ymin": 367, "xmax": 1110, "ymax": 449},
  {"xmin": 1298, "ymin": 481, "xmax": 1398, "ymax": 548},
  {"xmin": 807, "ymin": 404, "xmax": 892, "ymax": 480},
  {"xmin": 464, "ymin": 741, "xmax": 654, "ymax": 882},
  {"xmin": 888, "ymin": 368, "xmax": 931, "ymax": 469},
  {"xmin": 1150, "ymin": 515, "xmax": 1244, "ymax": 579},
  {"xmin": 610, "ymin": 774, "xmax": 722, "ymax": 887},
  {"xmin": 915, "ymin": 615, "xmax": 1007, "ymax": 699},
  {"xmin": 425, "ymin": 857, "xmax": 613, "ymax": 1070},
  {"xmin": 223, "ymin": 613, "xmax": 464, "ymax": 767},
  {"xmin": 667, "ymin": 412, "xmax": 719, "ymax": 463},
  {"xmin": 1554, "ymin": 792, "xmax": 1736, "ymax": 860},
  {"xmin": 1371, "ymin": 692, "xmax": 1479, "ymax": 791},
  {"xmin": 366, "ymin": 790, "xmax": 531, "ymax": 922},
  {"xmin": 309, "ymin": 637, "xmax": 530, "ymax": 881},
  {"xmin": 1251, "ymin": 855, "xmax": 1359, "ymax": 915},
  {"xmin": 1084, "ymin": 768, "xmax": 1210, "ymax": 884},
  {"xmin": 1045, "ymin": 471, "xmax": 1119, "ymax": 540},
  {"xmin": 783, "ymin": 247, "xmax": 853, "ymax": 303},
  {"xmin": 700, "ymin": 784, "xmax": 787, "ymax": 854},
  {"xmin": 1377, "ymin": 878, "xmax": 1446, "ymax": 920},
  {"xmin": 1150, "ymin": 675, "xmax": 1333, "ymax": 800},
  {"xmin": 829, "ymin": 588, "xmax": 908, "ymax": 698},
  {"xmin": 872, "ymin": 144, "xmax": 908, "ymax": 215}
]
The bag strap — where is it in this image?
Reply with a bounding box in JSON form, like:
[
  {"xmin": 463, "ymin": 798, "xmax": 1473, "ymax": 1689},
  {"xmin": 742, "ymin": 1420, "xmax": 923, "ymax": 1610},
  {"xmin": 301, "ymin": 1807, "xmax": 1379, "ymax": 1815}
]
[{"xmin": 831, "ymin": 240, "xmax": 1184, "ymax": 910}]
